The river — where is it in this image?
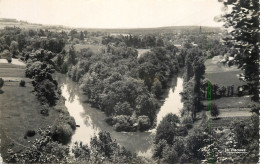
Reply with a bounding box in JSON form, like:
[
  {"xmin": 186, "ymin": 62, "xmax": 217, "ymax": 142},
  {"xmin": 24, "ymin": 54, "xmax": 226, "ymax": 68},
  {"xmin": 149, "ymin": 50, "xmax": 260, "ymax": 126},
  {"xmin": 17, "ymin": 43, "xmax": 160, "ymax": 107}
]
[{"xmin": 54, "ymin": 73, "xmax": 184, "ymax": 158}]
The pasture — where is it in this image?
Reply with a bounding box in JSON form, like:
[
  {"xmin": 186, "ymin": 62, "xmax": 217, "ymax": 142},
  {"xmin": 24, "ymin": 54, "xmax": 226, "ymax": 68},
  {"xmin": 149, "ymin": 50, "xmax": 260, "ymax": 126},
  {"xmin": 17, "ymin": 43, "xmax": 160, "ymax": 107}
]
[
  {"xmin": 0, "ymin": 62, "xmax": 58, "ymax": 160},
  {"xmin": 205, "ymin": 57, "xmax": 245, "ymax": 89},
  {"xmin": 204, "ymin": 56, "xmax": 252, "ymax": 129}
]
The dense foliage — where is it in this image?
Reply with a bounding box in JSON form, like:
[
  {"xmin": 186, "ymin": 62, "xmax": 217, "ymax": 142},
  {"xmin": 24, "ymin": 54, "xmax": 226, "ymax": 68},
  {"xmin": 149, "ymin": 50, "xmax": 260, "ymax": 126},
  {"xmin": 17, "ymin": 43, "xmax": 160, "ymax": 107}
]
[
  {"xmin": 154, "ymin": 114, "xmax": 208, "ymax": 163},
  {"xmin": 8, "ymin": 128, "xmax": 147, "ymax": 163},
  {"xmin": 219, "ymin": 0, "xmax": 259, "ymax": 101},
  {"xmin": 180, "ymin": 47, "xmax": 205, "ymax": 120},
  {"xmin": 67, "ymin": 44, "xmax": 179, "ymax": 131}
]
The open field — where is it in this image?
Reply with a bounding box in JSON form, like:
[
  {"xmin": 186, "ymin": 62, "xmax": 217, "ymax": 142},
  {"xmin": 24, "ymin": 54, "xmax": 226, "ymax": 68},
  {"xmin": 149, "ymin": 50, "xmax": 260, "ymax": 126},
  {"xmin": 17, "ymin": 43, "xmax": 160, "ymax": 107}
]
[
  {"xmin": 202, "ymin": 96, "xmax": 252, "ymax": 109},
  {"xmin": 0, "ymin": 63, "xmax": 58, "ymax": 160},
  {"xmin": 205, "ymin": 57, "xmax": 245, "ymax": 90},
  {"xmin": 206, "ymin": 107, "xmax": 252, "ymax": 118},
  {"xmin": 207, "ymin": 117, "xmax": 250, "ymax": 128},
  {"xmin": 204, "ymin": 56, "xmax": 253, "ymax": 129}
]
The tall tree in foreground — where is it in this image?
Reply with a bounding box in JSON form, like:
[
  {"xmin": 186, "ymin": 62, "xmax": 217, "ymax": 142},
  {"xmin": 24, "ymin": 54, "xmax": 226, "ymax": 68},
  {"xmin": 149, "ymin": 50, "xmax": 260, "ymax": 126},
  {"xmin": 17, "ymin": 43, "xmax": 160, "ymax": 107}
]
[{"xmin": 218, "ymin": 0, "xmax": 259, "ymax": 101}]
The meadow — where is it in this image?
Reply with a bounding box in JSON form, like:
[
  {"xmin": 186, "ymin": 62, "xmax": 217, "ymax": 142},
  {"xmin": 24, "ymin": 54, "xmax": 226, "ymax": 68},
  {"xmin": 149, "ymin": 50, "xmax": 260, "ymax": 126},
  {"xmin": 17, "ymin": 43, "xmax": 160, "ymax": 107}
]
[
  {"xmin": 203, "ymin": 56, "xmax": 252, "ymax": 129},
  {"xmin": 0, "ymin": 62, "xmax": 59, "ymax": 160}
]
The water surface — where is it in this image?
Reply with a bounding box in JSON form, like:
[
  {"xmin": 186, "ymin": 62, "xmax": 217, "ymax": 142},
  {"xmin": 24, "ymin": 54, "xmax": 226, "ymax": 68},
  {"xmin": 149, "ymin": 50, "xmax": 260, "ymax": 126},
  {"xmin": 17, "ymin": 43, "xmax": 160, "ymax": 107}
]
[{"xmin": 55, "ymin": 73, "xmax": 184, "ymax": 158}]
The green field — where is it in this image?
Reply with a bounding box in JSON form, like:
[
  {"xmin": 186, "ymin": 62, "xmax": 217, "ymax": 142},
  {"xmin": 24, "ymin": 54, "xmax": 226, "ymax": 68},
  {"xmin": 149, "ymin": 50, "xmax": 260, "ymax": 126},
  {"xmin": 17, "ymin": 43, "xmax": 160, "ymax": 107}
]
[
  {"xmin": 0, "ymin": 63, "xmax": 58, "ymax": 160},
  {"xmin": 205, "ymin": 57, "xmax": 246, "ymax": 93},
  {"xmin": 208, "ymin": 117, "xmax": 250, "ymax": 128},
  {"xmin": 204, "ymin": 56, "xmax": 252, "ymax": 129},
  {"xmin": 202, "ymin": 96, "xmax": 252, "ymax": 109}
]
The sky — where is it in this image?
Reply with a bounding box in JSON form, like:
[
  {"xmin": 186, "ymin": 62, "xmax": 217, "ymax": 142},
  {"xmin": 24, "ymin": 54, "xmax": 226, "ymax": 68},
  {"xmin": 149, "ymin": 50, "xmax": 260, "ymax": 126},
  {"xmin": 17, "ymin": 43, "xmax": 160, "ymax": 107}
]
[{"xmin": 0, "ymin": 0, "xmax": 224, "ymax": 28}]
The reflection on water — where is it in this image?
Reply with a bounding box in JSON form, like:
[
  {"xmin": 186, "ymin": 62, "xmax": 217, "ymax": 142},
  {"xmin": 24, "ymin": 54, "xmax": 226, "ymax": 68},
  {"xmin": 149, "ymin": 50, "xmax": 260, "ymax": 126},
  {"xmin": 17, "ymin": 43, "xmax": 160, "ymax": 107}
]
[
  {"xmin": 62, "ymin": 85, "xmax": 100, "ymax": 145},
  {"xmin": 156, "ymin": 77, "xmax": 183, "ymax": 126},
  {"xmin": 54, "ymin": 73, "xmax": 184, "ymax": 158}
]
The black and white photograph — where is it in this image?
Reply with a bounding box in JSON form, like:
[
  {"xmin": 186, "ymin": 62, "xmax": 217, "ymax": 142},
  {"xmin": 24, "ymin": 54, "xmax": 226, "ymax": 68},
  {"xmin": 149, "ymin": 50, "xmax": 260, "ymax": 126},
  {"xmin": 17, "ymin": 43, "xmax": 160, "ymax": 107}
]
[{"xmin": 0, "ymin": 0, "xmax": 259, "ymax": 163}]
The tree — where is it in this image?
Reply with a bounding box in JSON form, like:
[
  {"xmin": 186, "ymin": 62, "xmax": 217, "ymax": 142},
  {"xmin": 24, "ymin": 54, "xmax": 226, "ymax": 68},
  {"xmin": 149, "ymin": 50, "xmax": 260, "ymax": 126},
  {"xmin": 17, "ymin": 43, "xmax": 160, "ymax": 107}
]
[
  {"xmin": 0, "ymin": 78, "xmax": 4, "ymax": 90},
  {"xmin": 219, "ymin": 0, "xmax": 259, "ymax": 101},
  {"xmin": 80, "ymin": 31, "xmax": 84, "ymax": 41},
  {"xmin": 155, "ymin": 114, "xmax": 180, "ymax": 144},
  {"xmin": 152, "ymin": 79, "xmax": 162, "ymax": 98},
  {"xmin": 210, "ymin": 103, "xmax": 219, "ymax": 119},
  {"xmin": 68, "ymin": 45, "xmax": 77, "ymax": 65},
  {"xmin": 114, "ymin": 101, "xmax": 133, "ymax": 116},
  {"xmin": 162, "ymin": 145, "xmax": 178, "ymax": 163},
  {"xmin": 10, "ymin": 41, "xmax": 19, "ymax": 58},
  {"xmin": 20, "ymin": 80, "xmax": 25, "ymax": 87},
  {"xmin": 1, "ymin": 49, "xmax": 12, "ymax": 63}
]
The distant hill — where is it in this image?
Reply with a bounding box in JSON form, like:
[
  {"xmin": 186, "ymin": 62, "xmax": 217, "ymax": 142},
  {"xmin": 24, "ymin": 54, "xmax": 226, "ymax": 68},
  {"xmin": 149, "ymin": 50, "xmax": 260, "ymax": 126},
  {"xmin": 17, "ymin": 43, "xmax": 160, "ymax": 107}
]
[
  {"xmin": 0, "ymin": 18, "xmax": 222, "ymax": 34},
  {"xmin": 80, "ymin": 26, "xmax": 222, "ymax": 34}
]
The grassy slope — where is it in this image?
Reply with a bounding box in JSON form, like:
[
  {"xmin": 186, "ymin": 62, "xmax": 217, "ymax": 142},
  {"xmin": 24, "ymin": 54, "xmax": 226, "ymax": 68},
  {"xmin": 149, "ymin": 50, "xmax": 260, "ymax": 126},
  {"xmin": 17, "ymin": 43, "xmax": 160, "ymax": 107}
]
[
  {"xmin": 204, "ymin": 57, "xmax": 245, "ymax": 92},
  {"xmin": 204, "ymin": 57, "xmax": 252, "ymax": 128},
  {"xmin": 0, "ymin": 63, "xmax": 59, "ymax": 160}
]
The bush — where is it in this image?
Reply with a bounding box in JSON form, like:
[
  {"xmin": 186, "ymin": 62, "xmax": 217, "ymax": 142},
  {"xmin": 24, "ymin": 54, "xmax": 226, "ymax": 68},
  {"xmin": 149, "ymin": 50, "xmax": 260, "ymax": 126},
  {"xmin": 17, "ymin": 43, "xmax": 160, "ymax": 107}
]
[
  {"xmin": 175, "ymin": 126, "xmax": 188, "ymax": 136},
  {"xmin": 182, "ymin": 116, "xmax": 193, "ymax": 129},
  {"xmin": 114, "ymin": 101, "xmax": 133, "ymax": 116},
  {"xmin": 0, "ymin": 78, "xmax": 4, "ymax": 90},
  {"xmin": 153, "ymin": 139, "xmax": 167, "ymax": 158},
  {"xmin": 162, "ymin": 145, "xmax": 178, "ymax": 163},
  {"xmin": 72, "ymin": 141, "xmax": 90, "ymax": 161},
  {"xmin": 52, "ymin": 123, "xmax": 73, "ymax": 144},
  {"xmin": 40, "ymin": 105, "xmax": 49, "ymax": 116},
  {"xmin": 113, "ymin": 115, "xmax": 136, "ymax": 132},
  {"xmin": 210, "ymin": 103, "xmax": 219, "ymax": 118},
  {"xmin": 25, "ymin": 130, "xmax": 36, "ymax": 137},
  {"xmin": 20, "ymin": 80, "xmax": 26, "ymax": 87},
  {"xmin": 35, "ymin": 79, "xmax": 58, "ymax": 105},
  {"xmin": 138, "ymin": 115, "xmax": 151, "ymax": 131}
]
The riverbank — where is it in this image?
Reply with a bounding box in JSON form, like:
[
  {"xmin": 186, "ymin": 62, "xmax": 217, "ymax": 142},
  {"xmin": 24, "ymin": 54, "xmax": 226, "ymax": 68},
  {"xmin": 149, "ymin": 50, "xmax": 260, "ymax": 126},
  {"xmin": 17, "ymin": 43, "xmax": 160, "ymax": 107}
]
[
  {"xmin": 53, "ymin": 68, "xmax": 185, "ymax": 158},
  {"xmin": 0, "ymin": 60, "xmax": 75, "ymax": 162}
]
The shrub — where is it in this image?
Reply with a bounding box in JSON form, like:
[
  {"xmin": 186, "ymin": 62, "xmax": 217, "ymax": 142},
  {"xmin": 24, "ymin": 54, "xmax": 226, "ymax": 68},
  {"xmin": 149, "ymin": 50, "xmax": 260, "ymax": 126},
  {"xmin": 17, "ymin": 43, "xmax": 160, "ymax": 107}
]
[
  {"xmin": 175, "ymin": 126, "xmax": 188, "ymax": 136},
  {"xmin": 182, "ymin": 116, "xmax": 193, "ymax": 129},
  {"xmin": 210, "ymin": 103, "xmax": 219, "ymax": 119},
  {"xmin": 153, "ymin": 139, "xmax": 167, "ymax": 158},
  {"xmin": 40, "ymin": 105, "xmax": 49, "ymax": 116},
  {"xmin": 180, "ymin": 153, "xmax": 190, "ymax": 163},
  {"xmin": 113, "ymin": 115, "xmax": 135, "ymax": 132},
  {"xmin": 20, "ymin": 80, "xmax": 26, "ymax": 87},
  {"xmin": 25, "ymin": 130, "xmax": 36, "ymax": 137},
  {"xmin": 35, "ymin": 79, "xmax": 57, "ymax": 105},
  {"xmin": 137, "ymin": 115, "xmax": 151, "ymax": 131},
  {"xmin": 114, "ymin": 101, "xmax": 133, "ymax": 116},
  {"xmin": 162, "ymin": 145, "xmax": 178, "ymax": 163},
  {"xmin": 72, "ymin": 141, "xmax": 91, "ymax": 161},
  {"xmin": 52, "ymin": 123, "xmax": 73, "ymax": 144},
  {"xmin": 0, "ymin": 78, "xmax": 4, "ymax": 90}
]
